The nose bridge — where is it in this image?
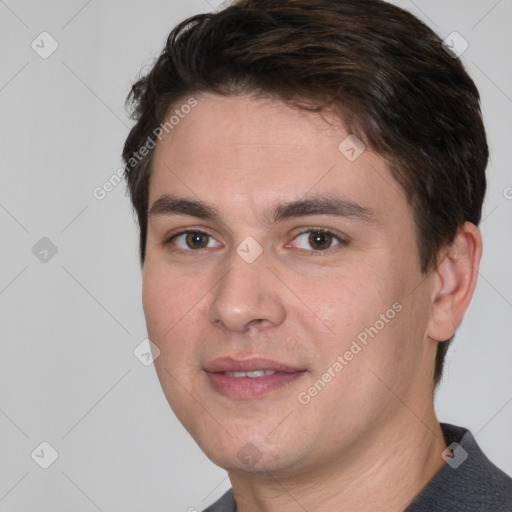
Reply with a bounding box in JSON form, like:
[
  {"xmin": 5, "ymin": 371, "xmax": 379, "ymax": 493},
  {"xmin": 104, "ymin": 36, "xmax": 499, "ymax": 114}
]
[{"xmin": 208, "ymin": 243, "xmax": 286, "ymax": 332}]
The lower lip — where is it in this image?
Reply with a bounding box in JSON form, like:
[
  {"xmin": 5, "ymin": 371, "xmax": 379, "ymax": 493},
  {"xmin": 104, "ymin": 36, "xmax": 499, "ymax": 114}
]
[{"xmin": 205, "ymin": 371, "xmax": 306, "ymax": 398}]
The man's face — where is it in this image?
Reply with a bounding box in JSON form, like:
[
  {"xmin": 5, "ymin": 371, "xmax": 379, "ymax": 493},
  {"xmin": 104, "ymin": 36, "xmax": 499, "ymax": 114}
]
[{"xmin": 143, "ymin": 93, "xmax": 438, "ymax": 475}]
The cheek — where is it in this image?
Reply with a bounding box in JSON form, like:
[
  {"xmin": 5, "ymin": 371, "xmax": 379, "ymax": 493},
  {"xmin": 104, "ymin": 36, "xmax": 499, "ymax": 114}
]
[
  {"xmin": 142, "ymin": 264, "xmax": 204, "ymax": 350},
  {"xmin": 306, "ymin": 266, "xmax": 392, "ymax": 344},
  {"xmin": 142, "ymin": 266, "xmax": 207, "ymax": 427},
  {"xmin": 142, "ymin": 272, "xmax": 172, "ymax": 340},
  {"xmin": 303, "ymin": 261, "xmax": 415, "ymax": 390}
]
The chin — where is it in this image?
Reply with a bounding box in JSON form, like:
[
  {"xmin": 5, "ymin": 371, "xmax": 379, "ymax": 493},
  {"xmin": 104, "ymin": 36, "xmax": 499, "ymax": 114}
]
[
  {"xmin": 208, "ymin": 448, "xmax": 301, "ymax": 475},
  {"xmin": 191, "ymin": 423, "xmax": 306, "ymax": 475}
]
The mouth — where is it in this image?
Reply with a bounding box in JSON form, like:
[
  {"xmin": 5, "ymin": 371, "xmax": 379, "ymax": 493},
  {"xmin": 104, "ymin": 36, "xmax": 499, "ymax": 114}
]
[{"xmin": 204, "ymin": 357, "xmax": 307, "ymax": 398}]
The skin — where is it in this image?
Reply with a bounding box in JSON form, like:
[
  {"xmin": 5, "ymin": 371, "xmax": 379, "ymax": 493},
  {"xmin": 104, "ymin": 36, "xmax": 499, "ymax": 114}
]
[{"xmin": 142, "ymin": 93, "xmax": 482, "ymax": 511}]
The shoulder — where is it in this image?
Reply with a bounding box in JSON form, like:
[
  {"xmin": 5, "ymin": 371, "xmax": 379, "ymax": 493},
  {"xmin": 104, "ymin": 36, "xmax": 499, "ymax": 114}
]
[
  {"xmin": 407, "ymin": 423, "xmax": 512, "ymax": 512},
  {"xmin": 202, "ymin": 488, "xmax": 236, "ymax": 512}
]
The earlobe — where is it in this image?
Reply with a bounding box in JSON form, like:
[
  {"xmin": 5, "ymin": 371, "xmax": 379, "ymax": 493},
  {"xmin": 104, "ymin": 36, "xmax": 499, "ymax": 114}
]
[{"xmin": 427, "ymin": 222, "xmax": 482, "ymax": 342}]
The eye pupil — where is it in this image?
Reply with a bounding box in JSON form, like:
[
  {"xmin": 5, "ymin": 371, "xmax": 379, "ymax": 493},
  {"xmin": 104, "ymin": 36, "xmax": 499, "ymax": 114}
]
[
  {"xmin": 309, "ymin": 231, "xmax": 332, "ymax": 250},
  {"xmin": 186, "ymin": 232, "xmax": 209, "ymax": 249}
]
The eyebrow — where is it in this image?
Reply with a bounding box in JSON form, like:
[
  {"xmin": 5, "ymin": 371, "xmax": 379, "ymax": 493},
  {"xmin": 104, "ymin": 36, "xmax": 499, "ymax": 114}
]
[{"xmin": 148, "ymin": 193, "xmax": 377, "ymax": 224}]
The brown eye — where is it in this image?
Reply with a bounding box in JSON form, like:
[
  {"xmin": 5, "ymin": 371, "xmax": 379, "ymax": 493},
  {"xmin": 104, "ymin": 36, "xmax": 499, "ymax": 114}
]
[
  {"xmin": 308, "ymin": 231, "xmax": 333, "ymax": 250},
  {"xmin": 185, "ymin": 231, "xmax": 210, "ymax": 249},
  {"xmin": 291, "ymin": 229, "xmax": 345, "ymax": 252},
  {"xmin": 166, "ymin": 230, "xmax": 220, "ymax": 252}
]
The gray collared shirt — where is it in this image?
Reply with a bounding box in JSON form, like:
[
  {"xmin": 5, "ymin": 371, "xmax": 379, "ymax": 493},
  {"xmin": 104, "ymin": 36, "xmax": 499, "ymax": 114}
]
[{"xmin": 202, "ymin": 423, "xmax": 512, "ymax": 511}]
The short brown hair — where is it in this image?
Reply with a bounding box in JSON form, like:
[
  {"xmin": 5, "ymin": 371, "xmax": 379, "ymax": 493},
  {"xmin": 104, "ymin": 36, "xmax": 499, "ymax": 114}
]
[{"xmin": 122, "ymin": 0, "xmax": 488, "ymax": 386}]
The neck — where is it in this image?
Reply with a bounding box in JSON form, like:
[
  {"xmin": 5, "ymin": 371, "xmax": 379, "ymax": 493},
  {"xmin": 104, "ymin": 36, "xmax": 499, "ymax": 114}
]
[{"xmin": 228, "ymin": 412, "xmax": 446, "ymax": 512}]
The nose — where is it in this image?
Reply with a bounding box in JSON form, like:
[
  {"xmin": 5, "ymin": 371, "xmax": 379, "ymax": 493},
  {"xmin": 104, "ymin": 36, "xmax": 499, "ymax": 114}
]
[{"xmin": 207, "ymin": 249, "xmax": 286, "ymax": 333}]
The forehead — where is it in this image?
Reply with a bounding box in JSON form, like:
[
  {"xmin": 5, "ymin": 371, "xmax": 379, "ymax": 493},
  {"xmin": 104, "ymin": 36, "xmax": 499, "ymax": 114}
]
[{"xmin": 149, "ymin": 93, "xmax": 408, "ymax": 219}]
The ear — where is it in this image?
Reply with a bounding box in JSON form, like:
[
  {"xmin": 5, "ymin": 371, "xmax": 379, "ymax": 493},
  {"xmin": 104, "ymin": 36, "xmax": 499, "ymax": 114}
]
[{"xmin": 427, "ymin": 222, "xmax": 482, "ymax": 342}]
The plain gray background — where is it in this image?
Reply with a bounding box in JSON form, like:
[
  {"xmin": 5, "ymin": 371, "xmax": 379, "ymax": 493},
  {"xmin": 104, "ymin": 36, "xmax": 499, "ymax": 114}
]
[{"xmin": 0, "ymin": 0, "xmax": 511, "ymax": 510}]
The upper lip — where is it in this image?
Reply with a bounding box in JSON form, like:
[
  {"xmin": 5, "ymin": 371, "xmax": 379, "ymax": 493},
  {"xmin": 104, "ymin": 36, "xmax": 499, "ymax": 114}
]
[{"xmin": 204, "ymin": 356, "xmax": 304, "ymax": 373}]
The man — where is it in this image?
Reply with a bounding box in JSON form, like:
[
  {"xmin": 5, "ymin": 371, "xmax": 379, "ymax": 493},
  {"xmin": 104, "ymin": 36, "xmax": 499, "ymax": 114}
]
[{"xmin": 122, "ymin": 0, "xmax": 512, "ymax": 510}]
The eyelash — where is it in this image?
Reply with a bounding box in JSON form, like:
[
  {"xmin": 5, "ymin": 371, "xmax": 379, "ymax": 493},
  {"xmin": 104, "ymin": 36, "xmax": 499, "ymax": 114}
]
[{"xmin": 163, "ymin": 228, "xmax": 348, "ymax": 256}]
